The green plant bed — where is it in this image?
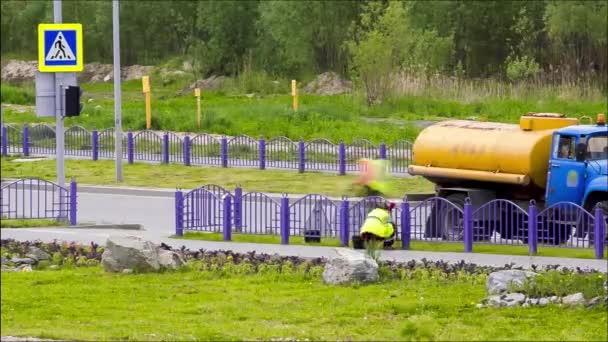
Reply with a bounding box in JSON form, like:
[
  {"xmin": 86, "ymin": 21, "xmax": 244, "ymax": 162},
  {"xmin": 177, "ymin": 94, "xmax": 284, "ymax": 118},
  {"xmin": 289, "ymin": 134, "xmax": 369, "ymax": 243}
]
[
  {"xmin": 0, "ymin": 218, "xmax": 65, "ymax": 228},
  {"xmin": 175, "ymin": 232, "xmax": 607, "ymax": 259},
  {"xmin": 0, "ymin": 158, "xmax": 433, "ymax": 197},
  {"xmin": 1, "ymin": 266, "xmax": 606, "ymax": 341}
]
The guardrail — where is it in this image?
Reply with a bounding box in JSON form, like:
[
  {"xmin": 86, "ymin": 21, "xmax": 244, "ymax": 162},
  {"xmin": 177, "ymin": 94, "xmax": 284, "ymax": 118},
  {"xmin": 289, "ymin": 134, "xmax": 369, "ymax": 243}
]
[
  {"xmin": 0, "ymin": 177, "xmax": 77, "ymax": 225},
  {"xmin": 1, "ymin": 124, "xmax": 414, "ymax": 175},
  {"xmin": 175, "ymin": 185, "xmax": 607, "ymax": 259}
]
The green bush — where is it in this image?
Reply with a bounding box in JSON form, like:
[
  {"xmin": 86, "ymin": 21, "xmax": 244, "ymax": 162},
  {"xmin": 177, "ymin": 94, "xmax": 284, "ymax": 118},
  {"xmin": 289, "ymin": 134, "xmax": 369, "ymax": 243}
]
[
  {"xmin": 510, "ymin": 271, "xmax": 607, "ymax": 298},
  {"xmin": 1, "ymin": 84, "xmax": 34, "ymax": 105}
]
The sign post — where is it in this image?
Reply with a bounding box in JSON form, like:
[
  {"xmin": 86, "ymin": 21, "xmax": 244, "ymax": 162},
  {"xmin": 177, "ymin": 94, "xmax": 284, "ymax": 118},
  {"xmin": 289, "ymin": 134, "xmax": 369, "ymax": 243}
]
[
  {"xmin": 113, "ymin": 0, "xmax": 123, "ymax": 182},
  {"xmin": 142, "ymin": 75, "xmax": 151, "ymax": 129},
  {"xmin": 195, "ymin": 87, "xmax": 201, "ymax": 129},
  {"xmin": 38, "ymin": 0, "xmax": 83, "ymax": 190},
  {"xmin": 291, "ymin": 80, "xmax": 298, "ymax": 112}
]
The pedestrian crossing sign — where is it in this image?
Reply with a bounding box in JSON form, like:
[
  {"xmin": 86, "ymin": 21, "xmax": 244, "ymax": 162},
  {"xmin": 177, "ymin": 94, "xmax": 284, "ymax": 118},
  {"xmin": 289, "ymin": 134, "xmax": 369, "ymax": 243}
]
[{"xmin": 38, "ymin": 23, "xmax": 83, "ymax": 72}]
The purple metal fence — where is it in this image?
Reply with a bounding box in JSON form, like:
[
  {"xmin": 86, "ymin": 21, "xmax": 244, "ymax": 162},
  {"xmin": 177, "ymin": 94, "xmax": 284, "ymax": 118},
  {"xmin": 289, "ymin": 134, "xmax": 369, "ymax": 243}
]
[
  {"xmin": 0, "ymin": 178, "xmax": 77, "ymax": 225},
  {"xmin": 348, "ymin": 196, "xmax": 401, "ymax": 237},
  {"xmin": 182, "ymin": 187, "xmax": 224, "ymax": 232},
  {"xmin": 165, "ymin": 132, "xmax": 183, "ymax": 163},
  {"xmin": 64, "ymin": 126, "xmax": 92, "ymax": 157},
  {"xmin": 537, "ymin": 202, "xmax": 595, "ymax": 247},
  {"xmin": 6, "ymin": 124, "xmax": 23, "ymax": 155},
  {"xmin": 409, "ymin": 197, "xmax": 465, "ymax": 242},
  {"xmin": 132, "ymin": 130, "xmax": 163, "ymax": 162},
  {"xmin": 28, "ymin": 124, "xmax": 56, "ymax": 155},
  {"xmin": 472, "ymin": 199, "xmax": 529, "ymax": 244},
  {"xmin": 190, "ymin": 134, "xmax": 221, "ymax": 166},
  {"xmin": 227, "ymin": 135, "xmax": 258, "ymax": 167},
  {"xmin": 266, "ymin": 136, "xmax": 299, "ymax": 170},
  {"xmin": 387, "ymin": 140, "xmax": 413, "ymax": 174},
  {"xmin": 290, "ymin": 194, "xmax": 340, "ymax": 238},
  {"xmin": 97, "ymin": 128, "xmax": 128, "ymax": 159},
  {"xmin": 306, "ymin": 138, "xmax": 339, "ymax": 172},
  {"xmin": 239, "ymin": 191, "xmax": 281, "ymax": 234},
  {"xmin": 346, "ymin": 139, "xmax": 379, "ymax": 172}
]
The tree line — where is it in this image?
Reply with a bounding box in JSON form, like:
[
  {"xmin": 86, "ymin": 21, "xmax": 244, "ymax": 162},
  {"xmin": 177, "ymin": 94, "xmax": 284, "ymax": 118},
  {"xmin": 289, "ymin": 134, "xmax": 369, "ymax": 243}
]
[{"xmin": 1, "ymin": 0, "xmax": 606, "ymax": 85}]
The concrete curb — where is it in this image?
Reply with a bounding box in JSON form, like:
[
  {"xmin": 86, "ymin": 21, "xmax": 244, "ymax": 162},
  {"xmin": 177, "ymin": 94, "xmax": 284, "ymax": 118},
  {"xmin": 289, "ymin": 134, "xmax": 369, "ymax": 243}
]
[{"xmin": 1, "ymin": 224, "xmax": 144, "ymax": 231}]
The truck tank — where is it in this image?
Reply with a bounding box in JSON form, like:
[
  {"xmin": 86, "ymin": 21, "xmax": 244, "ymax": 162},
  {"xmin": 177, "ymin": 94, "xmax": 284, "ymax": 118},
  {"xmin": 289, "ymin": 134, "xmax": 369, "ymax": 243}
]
[{"xmin": 408, "ymin": 114, "xmax": 579, "ymax": 194}]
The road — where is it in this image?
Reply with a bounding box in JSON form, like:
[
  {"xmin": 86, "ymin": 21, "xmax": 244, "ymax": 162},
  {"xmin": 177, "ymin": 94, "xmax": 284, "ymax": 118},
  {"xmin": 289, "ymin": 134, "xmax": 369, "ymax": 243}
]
[{"xmin": 1, "ymin": 185, "xmax": 605, "ymax": 271}]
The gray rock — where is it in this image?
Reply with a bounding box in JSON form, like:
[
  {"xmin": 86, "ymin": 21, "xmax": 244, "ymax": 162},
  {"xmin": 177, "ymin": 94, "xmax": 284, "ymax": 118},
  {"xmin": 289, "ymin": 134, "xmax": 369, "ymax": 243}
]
[
  {"xmin": 26, "ymin": 246, "xmax": 50, "ymax": 261},
  {"xmin": 157, "ymin": 249, "xmax": 185, "ymax": 270},
  {"xmin": 486, "ymin": 295, "xmax": 503, "ymax": 307},
  {"xmin": 0, "ymin": 256, "xmax": 8, "ymax": 264},
  {"xmin": 538, "ymin": 298, "xmax": 550, "ymax": 306},
  {"xmin": 550, "ymin": 296, "xmax": 560, "ymax": 303},
  {"xmin": 503, "ymin": 293, "xmax": 526, "ymax": 307},
  {"xmin": 101, "ymin": 236, "xmax": 161, "ymax": 273},
  {"xmin": 486, "ymin": 270, "xmax": 538, "ymax": 294},
  {"xmin": 585, "ymin": 296, "xmax": 605, "ymax": 308},
  {"xmin": 1, "ymin": 264, "xmax": 15, "ymax": 272},
  {"xmin": 10, "ymin": 257, "xmax": 36, "ymax": 265},
  {"xmin": 322, "ymin": 248, "xmax": 378, "ymax": 285},
  {"xmin": 530, "ymin": 298, "xmax": 539, "ymax": 305},
  {"xmin": 562, "ymin": 293, "xmax": 585, "ymax": 306},
  {"xmin": 122, "ymin": 269, "xmax": 133, "ymax": 274}
]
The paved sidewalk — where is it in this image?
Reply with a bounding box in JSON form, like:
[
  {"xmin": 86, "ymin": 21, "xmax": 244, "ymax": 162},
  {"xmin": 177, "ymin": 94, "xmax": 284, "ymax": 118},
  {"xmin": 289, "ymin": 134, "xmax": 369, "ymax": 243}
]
[{"xmin": 1, "ymin": 227, "xmax": 606, "ymax": 272}]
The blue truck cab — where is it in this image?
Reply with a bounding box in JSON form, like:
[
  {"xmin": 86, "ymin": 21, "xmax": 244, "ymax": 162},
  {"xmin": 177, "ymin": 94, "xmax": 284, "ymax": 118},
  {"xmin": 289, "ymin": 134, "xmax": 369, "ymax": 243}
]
[{"xmin": 546, "ymin": 114, "xmax": 608, "ymax": 213}]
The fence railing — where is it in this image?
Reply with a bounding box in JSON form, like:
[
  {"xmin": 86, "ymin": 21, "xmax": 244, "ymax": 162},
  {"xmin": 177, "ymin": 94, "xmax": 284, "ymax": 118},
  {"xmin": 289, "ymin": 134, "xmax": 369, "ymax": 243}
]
[
  {"xmin": 175, "ymin": 185, "xmax": 607, "ymax": 259},
  {"xmin": 1, "ymin": 124, "xmax": 414, "ymax": 175},
  {"xmin": 0, "ymin": 178, "xmax": 77, "ymax": 225}
]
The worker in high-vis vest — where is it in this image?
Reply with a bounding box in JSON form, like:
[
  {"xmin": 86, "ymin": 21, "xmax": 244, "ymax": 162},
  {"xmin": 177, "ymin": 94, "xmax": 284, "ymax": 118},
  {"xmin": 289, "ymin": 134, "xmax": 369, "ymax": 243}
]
[{"xmin": 360, "ymin": 202, "xmax": 396, "ymax": 248}]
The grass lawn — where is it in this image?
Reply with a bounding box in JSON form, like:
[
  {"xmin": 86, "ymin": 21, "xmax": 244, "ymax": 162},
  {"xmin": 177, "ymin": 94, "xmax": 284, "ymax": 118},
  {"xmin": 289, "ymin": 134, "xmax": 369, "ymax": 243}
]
[
  {"xmin": 176, "ymin": 232, "xmax": 608, "ymax": 260},
  {"xmin": 0, "ymin": 218, "xmax": 65, "ymax": 228},
  {"xmin": 0, "ymin": 158, "xmax": 433, "ymax": 197},
  {"xmin": 1, "ymin": 267, "xmax": 606, "ymax": 341}
]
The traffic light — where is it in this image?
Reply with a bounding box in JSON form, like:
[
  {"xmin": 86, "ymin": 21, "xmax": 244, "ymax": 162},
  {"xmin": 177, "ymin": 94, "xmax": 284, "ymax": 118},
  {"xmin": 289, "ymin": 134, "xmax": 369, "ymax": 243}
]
[{"xmin": 64, "ymin": 85, "xmax": 83, "ymax": 117}]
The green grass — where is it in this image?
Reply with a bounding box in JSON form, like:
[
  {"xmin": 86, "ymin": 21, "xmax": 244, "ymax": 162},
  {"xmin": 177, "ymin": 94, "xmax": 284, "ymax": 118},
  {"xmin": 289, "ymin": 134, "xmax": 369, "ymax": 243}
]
[
  {"xmin": 1, "ymin": 267, "xmax": 606, "ymax": 341},
  {"xmin": 0, "ymin": 218, "xmax": 65, "ymax": 228},
  {"xmin": 0, "ymin": 158, "xmax": 433, "ymax": 197},
  {"xmin": 176, "ymin": 232, "xmax": 607, "ymax": 259},
  {"xmin": 2, "ymin": 77, "xmax": 606, "ymax": 144}
]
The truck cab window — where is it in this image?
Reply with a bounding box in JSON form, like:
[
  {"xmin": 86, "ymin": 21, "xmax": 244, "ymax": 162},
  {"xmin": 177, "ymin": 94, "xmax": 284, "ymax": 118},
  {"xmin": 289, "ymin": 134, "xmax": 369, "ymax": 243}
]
[
  {"xmin": 586, "ymin": 135, "xmax": 608, "ymax": 160},
  {"xmin": 556, "ymin": 135, "xmax": 575, "ymax": 159}
]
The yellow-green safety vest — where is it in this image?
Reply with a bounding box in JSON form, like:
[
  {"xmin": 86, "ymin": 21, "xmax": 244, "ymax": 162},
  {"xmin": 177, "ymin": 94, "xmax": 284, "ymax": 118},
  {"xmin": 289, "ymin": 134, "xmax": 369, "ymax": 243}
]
[{"xmin": 360, "ymin": 208, "xmax": 394, "ymax": 239}]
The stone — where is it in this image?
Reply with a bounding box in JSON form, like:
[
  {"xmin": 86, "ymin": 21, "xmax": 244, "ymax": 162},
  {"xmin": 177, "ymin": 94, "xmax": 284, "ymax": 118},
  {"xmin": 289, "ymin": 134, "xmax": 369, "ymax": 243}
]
[
  {"xmin": 26, "ymin": 246, "xmax": 50, "ymax": 261},
  {"xmin": 585, "ymin": 296, "xmax": 605, "ymax": 308},
  {"xmin": 486, "ymin": 270, "xmax": 538, "ymax": 294},
  {"xmin": 157, "ymin": 249, "xmax": 185, "ymax": 270},
  {"xmin": 1, "ymin": 264, "xmax": 15, "ymax": 272},
  {"xmin": 486, "ymin": 295, "xmax": 503, "ymax": 307},
  {"xmin": 503, "ymin": 293, "xmax": 526, "ymax": 307},
  {"xmin": 0, "ymin": 256, "xmax": 8, "ymax": 264},
  {"xmin": 122, "ymin": 269, "xmax": 133, "ymax": 274},
  {"xmin": 562, "ymin": 293, "xmax": 585, "ymax": 306},
  {"xmin": 302, "ymin": 72, "xmax": 353, "ymax": 95},
  {"xmin": 322, "ymin": 248, "xmax": 378, "ymax": 285},
  {"xmin": 101, "ymin": 236, "xmax": 161, "ymax": 273},
  {"xmin": 10, "ymin": 257, "xmax": 36, "ymax": 265},
  {"xmin": 529, "ymin": 298, "xmax": 539, "ymax": 305},
  {"xmin": 550, "ymin": 296, "xmax": 560, "ymax": 303},
  {"xmin": 538, "ymin": 298, "xmax": 550, "ymax": 306}
]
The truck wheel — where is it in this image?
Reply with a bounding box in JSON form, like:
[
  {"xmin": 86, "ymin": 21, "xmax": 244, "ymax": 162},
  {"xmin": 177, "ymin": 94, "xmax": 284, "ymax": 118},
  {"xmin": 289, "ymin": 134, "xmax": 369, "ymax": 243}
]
[
  {"xmin": 442, "ymin": 194, "xmax": 466, "ymax": 241},
  {"xmin": 579, "ymin": 200, "xmax": 608, "ymax": 241}
]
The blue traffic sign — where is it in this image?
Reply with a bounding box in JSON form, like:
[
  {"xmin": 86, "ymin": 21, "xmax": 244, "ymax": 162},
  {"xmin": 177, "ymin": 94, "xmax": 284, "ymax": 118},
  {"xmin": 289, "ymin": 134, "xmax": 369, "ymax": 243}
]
[{"xmin": 38, "ymin": 23, "xmax": 83, "ymax": 72}]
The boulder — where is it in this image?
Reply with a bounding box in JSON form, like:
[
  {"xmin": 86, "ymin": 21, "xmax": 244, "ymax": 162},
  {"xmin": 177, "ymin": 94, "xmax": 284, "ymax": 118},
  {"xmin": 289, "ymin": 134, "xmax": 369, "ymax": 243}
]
[
  {"xmin": 101, "ymin": 236, "xmax": 186, "ymax": 273},
  {"xmin": 538, "ymin": 298, "xmax": 550, "ymax": 306},
  {"xmin": 562, "ymin": 293, "xmax": 585, "ymax": 306},
  {"xmin": 26, "ymin": 246, "xmax": 50, "ymax": 261},
  {"xmin": 585, "ymin": 296, "xmax": 608, "ymax": 308},
  {"xmin": 486, "ymin": 270, "xmax": 538, "ymax": 294},
  {"xmin": 302, "ymin": 72, "xmax": 352, "ymax": 95},
  {"xmin": 503, "ymin": 293, "xmax": 526, "ymax": 307},
  {"xmin": 101, "ymin": 236, "xmax": 161, "ymax": 272},
  {"xmin": 10, "ymin": 257, "xmax": 37, "ymax": 265},
  {"xmin": 322, "ymin": 248, "xmax": 378, "ymax": 285}
]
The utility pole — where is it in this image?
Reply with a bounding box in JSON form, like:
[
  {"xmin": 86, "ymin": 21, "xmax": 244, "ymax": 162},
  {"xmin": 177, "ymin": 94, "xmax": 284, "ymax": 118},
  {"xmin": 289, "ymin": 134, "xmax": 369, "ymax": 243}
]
[
  {"xmin": 53, "ymin": 0, "xmax": 65, "ymax": 188},
  {"xmin": 113, "ymin": 0, "xmax": 123, "ymax": 182}
]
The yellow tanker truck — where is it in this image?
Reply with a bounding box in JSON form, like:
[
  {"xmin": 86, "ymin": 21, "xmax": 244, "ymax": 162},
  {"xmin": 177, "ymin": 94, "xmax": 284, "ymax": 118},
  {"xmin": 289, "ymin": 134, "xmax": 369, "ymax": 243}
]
[{"xmin": 408, "ymin": 112, "xmax": 608, "ymax": 244}]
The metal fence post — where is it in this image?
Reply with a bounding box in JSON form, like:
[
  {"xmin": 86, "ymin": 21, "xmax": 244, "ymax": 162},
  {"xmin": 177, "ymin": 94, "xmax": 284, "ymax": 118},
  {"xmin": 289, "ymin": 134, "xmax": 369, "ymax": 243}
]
[
  {"xmin": 339, "ymin": 197, "xmax": 350, "ymax": 247},
  {"xmin": 223, "ymin": 195, "xmax": 232, "ymax": 241},
  {"xmin": 298, "ymin": 139, "xmax": 305, "ymax": 173},
  {"xmin": 528, "ymin": 200, "xmax": 538, "ymax": 256},
  {"xmin": 69, "ymin": 178, "xmax": 77, "ymax": 226},
  {"xmin": 234, "ymin": 186, "xmax": 243, "ymax": 232},
  {"xmin": 221, "ymin": 137, "xmax": 228, "ymax": 168},
  {"xmin": 594, "ymin": 207, "xmax": 606, "ymax": 259},
  {"xmin": 1, "ymin": 126, "xmax": 7, "ymax": 157},
  {"xmin": 162, "ymin": 132, "xmax": 169, "ymax": 164},
  {"xmin": 338, "ymin": 140, "xmax": 346, "ymax": 176},
  {"xmin": 259, "ymin": 137, "xmax": 266, "ymax": 170},
  {"xmin": 22, "ymin": 125, "xmax": 29, "ymax": 156},
  {"xmin": 401, "ymin": 200, "xmax": 411, "ymax": 250},
  {"xmin": 379, "ymin": 142, "xmax": 387, "ymax": 160},
  {"xmin": 91, "ymin": 129, "xmax": 99, "ymax": 161},
  {"xmin": 463, "ymin": 198, "xmax": 473, "ymax": 253},
  {"xmin": 183, "ymin": 135, "xmax": 191, "ymax": 166},
  {"xmin": 175, "ymin": 190, "xmax": 184, "ymax": 236},
  {"xmin": 280, "ymin": 195, "xmax": 290, "ymax": 244},
  {"xmin": 127, "ymin": 129, "xmax": 134, "ymax": 164}
]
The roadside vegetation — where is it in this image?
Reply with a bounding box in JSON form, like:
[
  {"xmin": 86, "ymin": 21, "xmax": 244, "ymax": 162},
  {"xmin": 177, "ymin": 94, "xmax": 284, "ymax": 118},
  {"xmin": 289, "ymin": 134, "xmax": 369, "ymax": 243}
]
[{"xmin": 0, "ymin": 218, "xmax": 64, "ymax": 229}]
